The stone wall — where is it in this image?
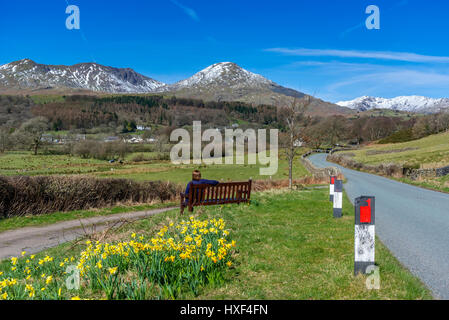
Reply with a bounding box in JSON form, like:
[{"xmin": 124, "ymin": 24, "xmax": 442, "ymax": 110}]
[
  {"xmin": 328, "ymin": 153, "xmax": 403, "ymax": 178},
  {"xmin": 300, "ymin": 155, "xmax": 341, "ymax": 179},
  {"xmin": 306, "ymin": 148, "xmax": 449, "ymax": 181},
  {"xmin": 403, "ymin": 168, "xmax": 436, "ymax": 180},
  {"xmin": 403, "ymin": 165, "xmax": 449, "ymax": 180},
  {"xmin": 436, "ymin": 165, "xmax": 449, "ymax": 177}
]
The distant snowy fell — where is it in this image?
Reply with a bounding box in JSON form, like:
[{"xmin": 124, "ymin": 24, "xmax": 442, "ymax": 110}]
[{"xmin": 337, "ymin": 96, "xmax": 449, "ymax": 114}]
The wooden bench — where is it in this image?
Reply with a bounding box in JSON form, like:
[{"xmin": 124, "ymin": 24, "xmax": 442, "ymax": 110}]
[{"xmin": 180, "ymin": 179, "xmax": 252, "ymax": 214}]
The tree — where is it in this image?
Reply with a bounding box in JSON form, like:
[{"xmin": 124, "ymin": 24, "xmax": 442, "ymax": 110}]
[
  {"xmin": 155, "ymin": 134, "xmax": 169, "ymax": 153},
  {"xmin": 350, "ymin": 117, "xmax": 367, "ymax": 145},
  {"xmin": 303, "ymin": 118, "xmax": 328, "ymax": 149},
  {"xmin": 0, "ymin": 127, "xmax": 13, "ymax": 153},
  {"xmin": 14, "ymin": 117, "xmax": 49, "ymax": 155},
  {"xmin": 279, "ymin": 96, "xmax": 312, "ymax": 189},
  {"xmin": 121, "ymin": 120, "xmax": 137, "ymax": 133},
  {"xmin": 73, "ymin": 140, "xmax": 101, "ymax": 159},
  {"xmin": 322, "ymin": 116, "xmax": 347, "ymax": 146}
]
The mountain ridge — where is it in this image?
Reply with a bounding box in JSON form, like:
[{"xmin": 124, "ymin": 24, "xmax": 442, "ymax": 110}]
[
  {"xmin": 337, "ymin": 95, "xmax": 449, "ymax": 114},
  {"xmin": 0, "ymin": 59, "xmax": 165, "ymax": 93},
  {"xmin": 0, "ymin": 59, "xmax": 352, "ymax": 116}
]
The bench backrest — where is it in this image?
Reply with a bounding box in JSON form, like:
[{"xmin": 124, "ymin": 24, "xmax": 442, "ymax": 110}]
[{"xmin": 188, "ymin": 180, "xmax": 252, "ymax": 206}]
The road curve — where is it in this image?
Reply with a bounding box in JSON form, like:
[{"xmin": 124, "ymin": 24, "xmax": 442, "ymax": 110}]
[{"xmin": 309, "ymin": 153, "xmax": 449, "ymax": 299}]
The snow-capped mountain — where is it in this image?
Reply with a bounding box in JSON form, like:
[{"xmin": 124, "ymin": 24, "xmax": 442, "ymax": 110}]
[
  {"xmin": 165, "ymin": 62, "xmax": 274, "ymax": 90},
  {"xmin": 337, "ymin": 96, "xmax": 449, "ymax": 114},
  {"xmin": 160, "ymin": 62, "xmax": 303, "ymax": 101},
  {"xmin": 0, "ymin": 59, "xmax": 165, "ymax": 93},
  {"xmin": 0, "ymin": 59, "xmax": 351, "ymax": 115}
]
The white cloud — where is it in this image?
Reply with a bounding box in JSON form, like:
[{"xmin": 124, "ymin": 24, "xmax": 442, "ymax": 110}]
[
  {"xmin": 170, "ymin": 0, "xmax": 199, "ymax": 22},
  {"xmin": 329, "ymin": 70, "xmax": 449, "ymax": 91},
  {"xmin": 272, "ymin": 60, "xmax": 449, "ymax": 101},
  {"xmin": 265, "ymin": 48, "xmax": 449, "ymax": 63}
]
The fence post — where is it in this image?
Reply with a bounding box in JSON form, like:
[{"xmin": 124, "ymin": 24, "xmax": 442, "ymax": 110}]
[
  {"xmin": 329, "ymin": 176, "xmax": 336, "ymax": 202},
  {"xmin": 354, "ymin": 196, "xmax": 376, "ymax": 275},
  {"xmin": 333, "ymin": 180, "xmax": 343, "ymax": 218}
]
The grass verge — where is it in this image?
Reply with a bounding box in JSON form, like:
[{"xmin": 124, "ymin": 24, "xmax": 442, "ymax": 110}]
[
  {"xmin": 0, "ymin": 202, "xmax": 176, "ymax": 233},
  {"xmin": 0, "ymin": 188, "xmax": 432, "ymax": 299}
]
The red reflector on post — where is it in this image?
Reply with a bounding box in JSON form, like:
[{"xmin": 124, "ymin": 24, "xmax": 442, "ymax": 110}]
[{"xmin": 360, "ymin": 199, "xmax": 371, "ymax": 223}]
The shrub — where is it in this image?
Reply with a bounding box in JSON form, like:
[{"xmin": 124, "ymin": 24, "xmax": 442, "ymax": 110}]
[
  {"xmin": 152, "ymin": 153, "xmax": 170, "ymax": 161},
  {"xmin": 131, "ymin": 153, "xmax": 151, "ymax": 162},
  {"xmin": 0, "ymin": 176, "xmax": 181, "ymax": 218},
  {"xmin": 73, "ymin": 140, "xmax": 130, "ymax": 160},
  {"xmin": 378, "ymin": 129, "xmax": 415, "ymax": 144},
  {"xmin": 73, "ymin": 140, "xmax": 100, "ymax": 159}
]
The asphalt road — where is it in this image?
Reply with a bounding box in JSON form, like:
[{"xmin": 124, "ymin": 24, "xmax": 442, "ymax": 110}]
[{"xmin": 309, "ymin": 153, "xmax": 449, "ymax": 299}]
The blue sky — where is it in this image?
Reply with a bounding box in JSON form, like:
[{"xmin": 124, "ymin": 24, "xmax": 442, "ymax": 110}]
[{"xmin": 1, "ymin": 0, "xmax": 449, "ymax": 102}]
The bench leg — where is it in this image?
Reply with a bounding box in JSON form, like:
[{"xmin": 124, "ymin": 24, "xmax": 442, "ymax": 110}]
[{"xmin": 188, "ymin": 206, "xmax": 194, "ymax": 213}]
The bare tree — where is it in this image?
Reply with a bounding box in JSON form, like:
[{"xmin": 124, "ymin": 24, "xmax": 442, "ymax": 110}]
[
  {"xmin": 279, "ymin": 96, "xmax": 312, "ymax": 189},
  {"xmin": 14, "ymin": 117, "xmax": 49, "ymax": 155},
  {"xmin": 303, "ymin": 118, "xmax": 327, "ymax": 149},
  {"xmin": 324, "ymin": 116, "xmax": 346, "ymax": 146},
  {"xmin": 0, "ymin": 127, "xmax": 13, "ymax": 153}
]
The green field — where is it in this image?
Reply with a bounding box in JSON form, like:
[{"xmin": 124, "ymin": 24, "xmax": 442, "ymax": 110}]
[
  {"xmin": 341, "ymin": 131, "xmax": 449, "ymax": 168},
  {"xmin": 0, "ymin": 151, "xmax": 309, "ymax": 183},
  {"xmin": 338, "ymin": 131, "xmax": 449, "ymax": 192},
  {"xmin": 0, "ymin": 188, "xmax": 431, "ymax": 300}
]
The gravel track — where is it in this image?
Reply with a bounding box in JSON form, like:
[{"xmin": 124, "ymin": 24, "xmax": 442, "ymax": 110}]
[{"xmin": 0, "ymin": 207, "xmax": 177, "ymax": 261}]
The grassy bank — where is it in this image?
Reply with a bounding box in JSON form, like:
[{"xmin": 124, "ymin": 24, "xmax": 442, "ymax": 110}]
[
  {"xmin": 337, "ymin": 131, "xmax": 449, "ymax": 193},
  {"xmin": 340, "ymin": 131, "xmax": 449, "ymax": 168},
  {"xmin": 0, "ymin": 188, "xmax": 432, "ymax": 300},
  {"xmin": 0, "ymin": 202, "xmax": 176, "ymax": 233}
]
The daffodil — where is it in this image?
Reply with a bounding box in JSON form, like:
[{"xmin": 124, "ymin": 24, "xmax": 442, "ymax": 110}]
[{"xmin": 108, "ymin": 267, "xmax": 118, "ymax": 275}]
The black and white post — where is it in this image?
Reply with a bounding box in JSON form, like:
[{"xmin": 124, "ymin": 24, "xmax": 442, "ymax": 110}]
[
  {"xmin": 329, "ymin": 176, "xmax": 336, "ymax": 202},
  {"xmin": 354, "ymin": 196, "xmax": 376, "ymax": 275},
  {"xmin": 333, "ymin": 180, "xmax": 343, "ymax": 218}
]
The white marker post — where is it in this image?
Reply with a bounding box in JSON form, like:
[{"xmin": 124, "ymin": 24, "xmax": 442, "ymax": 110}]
[
  {"xmin": 354, "ymin": 196, "xmax": 376, "ymax": 275},
  {"xmin": 329, "ymin": 176, "xmax": 336, "ymax": 202},
  {"xmin": 333, "ymin": 180, "xmax": 343, "ymax": 218}
]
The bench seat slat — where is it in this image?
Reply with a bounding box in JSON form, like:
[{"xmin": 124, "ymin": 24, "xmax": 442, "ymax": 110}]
[{"xmin": 180, "ymin": 180, "xmax": 252, "ymax": 214}]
